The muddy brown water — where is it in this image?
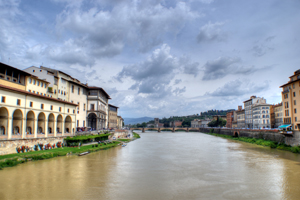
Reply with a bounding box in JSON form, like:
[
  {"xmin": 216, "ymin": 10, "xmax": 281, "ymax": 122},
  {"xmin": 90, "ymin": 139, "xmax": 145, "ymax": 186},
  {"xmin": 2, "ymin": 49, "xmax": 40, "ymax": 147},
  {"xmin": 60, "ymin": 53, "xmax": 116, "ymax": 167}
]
[{"xmin": 1, "ymin": 132, "xmax": 300, "ymax": 200}]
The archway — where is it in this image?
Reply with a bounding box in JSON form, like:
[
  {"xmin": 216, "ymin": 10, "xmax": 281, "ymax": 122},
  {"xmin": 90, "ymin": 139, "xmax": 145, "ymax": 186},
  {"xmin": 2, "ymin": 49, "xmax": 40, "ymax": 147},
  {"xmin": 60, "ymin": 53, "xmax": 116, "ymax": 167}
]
[
  {"xmin": 57, "ymin": 115, "xmax": 62, "ymax": 133},
  {"xmin": 88, "ymin": 113, "xmax": 97, "ymax": 130},
  {"xmin": 65, "ymin": 116, "xmax": 72, "ymax": 133},
  {"xmin": 12, "ymin": 109, "xmax": 23, "ymax": 135},
  {"xmin": 26, "ymin": 111, "xmax": 35, "ymax": 135},
  {"xmin": 233, "ymin": 131, "xmax": 239, "ymax": 137},
  {"xmin": 37, "ymin": 112, "xmax": 45, "ymax": 134},
  {"xmin": 48, "ymin": 113, "xmax": 54, "ymax": 134},
  {"xmin": 0, "ymin": 107, "xmax": 9, "ymax": 136}
]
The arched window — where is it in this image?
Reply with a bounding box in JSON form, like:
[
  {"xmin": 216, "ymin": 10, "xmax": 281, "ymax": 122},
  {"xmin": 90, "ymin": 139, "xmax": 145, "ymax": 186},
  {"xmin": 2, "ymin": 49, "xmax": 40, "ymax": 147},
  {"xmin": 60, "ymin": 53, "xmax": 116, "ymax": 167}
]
[
  {"xmin": 66, "ymin": 128, "xmax": 69, "ymax": 133},
  {"xmin": 48, "ymin": 127, "xmax": 52, "ymax": 133},
  {"xmin": 13, "ymin": 126, "xmax": 20, "ymax": 135},
  {"xmin": 0, "ymin": 126, "xmax": 5, "ymax": 135},
  {"xmin": 57, "ymin": 127, "xmax": 60, "ymax": 133},
  {"xmin": 38, "ymin": 127, "xmax": 43, "ymax": 133},
  {"xmin": 26, "ymin": 127, "xmax": 32, "ymax": 134},
  {"xmin": 262, "ymin": 111, "xmax": 265, "ymax": 113},
  {"xmin": 263, "ymin": 120, "xmax": 265, "ymax": 124},
  {"xmin": 262, "ymin": 115, "xmax": 265, "ymax": 118}
]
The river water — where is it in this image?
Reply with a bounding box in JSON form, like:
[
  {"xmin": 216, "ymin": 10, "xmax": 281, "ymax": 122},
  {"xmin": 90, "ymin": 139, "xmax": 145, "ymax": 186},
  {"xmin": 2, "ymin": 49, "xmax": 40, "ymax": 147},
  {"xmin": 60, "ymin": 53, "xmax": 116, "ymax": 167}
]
[{"xmin": 1, "ymin": 132, "xmax": 300, "ymax": 200}]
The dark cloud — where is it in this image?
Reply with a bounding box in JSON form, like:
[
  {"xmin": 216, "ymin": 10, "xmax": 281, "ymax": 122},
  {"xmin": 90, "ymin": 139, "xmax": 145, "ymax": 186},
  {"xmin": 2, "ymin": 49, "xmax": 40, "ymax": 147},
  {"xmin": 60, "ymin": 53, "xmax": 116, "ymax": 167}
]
[
  {"xmin": 183, "ymin": 62, "xmax": 200, "ymax": 77},
  {"xmin": 197, "ymin": 22, "xmax": 226, "ymax": 43},
  {"xmin": 174, "ymin": 79, "xmax": 182, "ymax": 85},
  {"xmin": 202, "ymin": 57, "xmax": 261, "ymax": 81},
  {"xmin": 173, "ymin": 86, "xmax": 186, "ymax": 95},
  {"xmin": 207, "ymin": 79, "xmax": 269, "ymax": 97}
]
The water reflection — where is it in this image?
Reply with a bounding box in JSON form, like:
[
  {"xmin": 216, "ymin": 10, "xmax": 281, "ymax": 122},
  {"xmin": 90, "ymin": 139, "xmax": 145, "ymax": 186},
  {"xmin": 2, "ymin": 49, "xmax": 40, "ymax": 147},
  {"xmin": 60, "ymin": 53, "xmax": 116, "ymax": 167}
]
[{"xmin": 1, "ymin": 132, "xmax": 300, "ymax": 200}]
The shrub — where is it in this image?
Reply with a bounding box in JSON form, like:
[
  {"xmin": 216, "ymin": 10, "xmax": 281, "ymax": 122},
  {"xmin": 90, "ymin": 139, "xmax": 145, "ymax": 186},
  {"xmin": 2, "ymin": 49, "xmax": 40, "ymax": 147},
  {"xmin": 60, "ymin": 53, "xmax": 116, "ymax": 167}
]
[
  {"xmin": 291, "ymin": 146, "xmax": 300, "ymax": 153},
  {"xmin": 209, "ymin": 129, "xmax": 214, "ymax": 134},
  {"xmin": 270, "ymin": 142, "xmax": 277, "ymax": 149}
]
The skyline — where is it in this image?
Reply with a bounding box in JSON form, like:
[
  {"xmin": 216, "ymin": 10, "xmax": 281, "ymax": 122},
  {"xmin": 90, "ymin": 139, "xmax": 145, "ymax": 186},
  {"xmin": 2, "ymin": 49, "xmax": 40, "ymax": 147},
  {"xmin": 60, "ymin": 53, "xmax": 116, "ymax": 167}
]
[{"xmin": 0, "ymin": 0, "xmax": 299, "ymax": 118}]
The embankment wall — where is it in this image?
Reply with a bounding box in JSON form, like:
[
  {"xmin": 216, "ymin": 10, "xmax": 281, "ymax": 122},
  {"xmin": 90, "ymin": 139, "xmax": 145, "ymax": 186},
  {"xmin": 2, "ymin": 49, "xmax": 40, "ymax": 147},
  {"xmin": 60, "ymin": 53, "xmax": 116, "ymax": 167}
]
[{"xmin": 199, "ymin": 128, "xmax": 300, "ymax": 146}]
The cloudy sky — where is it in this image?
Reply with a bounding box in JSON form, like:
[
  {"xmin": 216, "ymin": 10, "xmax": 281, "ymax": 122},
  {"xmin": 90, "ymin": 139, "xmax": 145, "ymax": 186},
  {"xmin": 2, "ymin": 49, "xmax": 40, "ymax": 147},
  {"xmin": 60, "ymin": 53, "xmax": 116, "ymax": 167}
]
[{"xmin": 1, "ymin": 0, "xmax": 299, "ymax": 118}]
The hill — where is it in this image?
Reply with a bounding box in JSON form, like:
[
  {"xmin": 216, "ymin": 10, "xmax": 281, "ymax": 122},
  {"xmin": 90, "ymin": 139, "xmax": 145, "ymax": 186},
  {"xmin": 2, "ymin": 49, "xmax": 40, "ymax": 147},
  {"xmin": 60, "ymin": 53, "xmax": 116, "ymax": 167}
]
[{"xmin": 123, "ymin": 117, "xmax": 154, "ymax": 125}]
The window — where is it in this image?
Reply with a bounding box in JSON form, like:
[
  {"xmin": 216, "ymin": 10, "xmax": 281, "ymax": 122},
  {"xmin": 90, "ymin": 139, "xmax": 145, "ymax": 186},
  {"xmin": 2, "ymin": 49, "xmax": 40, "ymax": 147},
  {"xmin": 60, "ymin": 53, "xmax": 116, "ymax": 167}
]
[
  {"xmin": 77, "ymin": 120, "xmax": 79, "ymax": 127},
  {"xmin": 37, "ymin": 92, "xmax": 39, "ymax": 95},
  {"xmin": 90, "ymin": 104, "xmax": 95, "ymax": 110},
  {"xmin": 72, "ymin": 85, "xmax": 74, "ymax": 93},
  {"xmin": 44, "ymin": 84, "xmax": 46, "ymax": 88},
  {"xmin": 41, "ymin": 82, "xmax": 43, "ymax": 87},
  {"xmin": 78, "ymin": 88, "xmax": 80, "ymax": 95},
  {"xmin": 33, "ymin": 70, "xmax": 35, "ymax": 72},
  {"xmin": 67, "ymin": 109, "xmax": 69, "ymax": 113},
  {"xmin": 73, "ymin": 109, "xmax": 75, "ymax": 114},
  {"xmin": 293, "ymin": 83, "xmax": 295, "ymax": 89},
  {"xmin": 64, "ymin": 91, "xmax": 66, "ymax": 96},
  {"xmin": 17, "ymin": 99, "xmax": 21, "ymax": 106},
  {"xmin": 83, "ymin": 120, "xmax": 85, "ymax": 127},
  {"xmin": 33, "ymin": 80, "xmax": 36, "ymax": 85},
  {"xmin": 37, "ymin": 81, "xmax": 40, "ymax": 86},
  {"xmin": 295, "ymin": 109, "xmax": 297, "ymax": 113},
  {"xmin": 294, "ymin": 100, "xmax": 297, "ymax": 105},
  {"xmin": 71, "ymin": 100, "xmax": 73, "ymax": 103},
  {"xmin": 29, "ymin": 78, "xmax": 32, "ymax": 83},
  {"xmin": 59, "ymin": 107, "xmax": 62, "ymax": 112},
  {"xmin": 58, "ymin": 90, "xmax": 60, "ymax": 93},
  {"xmin": 30, "ymin": 102, "xmax": 33, "ymax": 107},
  {"xmin": 84, "ymin": 103, "xmax": 86, "ymax": 111},
  {"xmin": 50, "ymin": 105, "xmax": 53, "ymax": 110},
  {"xmin": 1, "ymin": 96, "xmax": 5, "ymax": 103},
  {"xmin": 28, "ymin": 90, "xmax": 31, "ymax": 92},
  {"xmin": 41, "ymin": 104, "xmax": 44, "ymax": 109},
  {"xmin": 54, "ymin": 90, "xmax": 56, "ymax": 94},
  {"xmin": 295, "ymin": 117, "xmax": 298, "ymax": 122},
  {"xmin": 293, "ymin": 92, "xmax": 296, "ymax": 97}
]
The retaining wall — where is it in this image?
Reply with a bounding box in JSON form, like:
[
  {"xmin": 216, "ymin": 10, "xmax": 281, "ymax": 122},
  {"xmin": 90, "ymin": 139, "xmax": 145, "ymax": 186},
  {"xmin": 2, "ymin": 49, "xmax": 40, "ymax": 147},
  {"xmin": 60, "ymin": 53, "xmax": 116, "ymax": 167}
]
[
  {"xmin": 0, "ymin": 137, "xmax": 66, "ymax": 155},
  {"xmin": 200, "ymin": 128, "xmax": 300, "ymax": 146}
]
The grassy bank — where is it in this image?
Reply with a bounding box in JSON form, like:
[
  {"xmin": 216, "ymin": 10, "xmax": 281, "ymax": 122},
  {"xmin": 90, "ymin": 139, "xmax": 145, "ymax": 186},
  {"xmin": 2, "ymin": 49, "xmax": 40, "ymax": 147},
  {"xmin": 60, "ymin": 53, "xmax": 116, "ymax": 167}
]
[
  {"xmin": 132, "ymin": 132, "xmax": 140, "ymax": 139},
  {"xmin": 205, "ymin": 130, "xmax": 300, "ymax": 153},
  {"xmin": 0, "ymin": 141, "xmax": 120, "ymax": 170}
]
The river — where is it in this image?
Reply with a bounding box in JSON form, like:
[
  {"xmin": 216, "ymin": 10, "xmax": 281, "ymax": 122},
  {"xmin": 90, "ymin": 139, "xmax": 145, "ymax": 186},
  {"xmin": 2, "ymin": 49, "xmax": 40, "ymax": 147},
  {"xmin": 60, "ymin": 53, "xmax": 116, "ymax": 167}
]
[{"xmin": 1, "ymin": 132, "xmax": 300, "ymax": 200}]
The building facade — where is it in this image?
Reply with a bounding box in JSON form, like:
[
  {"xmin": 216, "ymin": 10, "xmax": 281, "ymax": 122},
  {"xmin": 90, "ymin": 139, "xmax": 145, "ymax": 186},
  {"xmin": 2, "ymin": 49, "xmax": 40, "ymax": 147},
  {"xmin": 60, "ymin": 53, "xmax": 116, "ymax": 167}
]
[
  {"xmin": 0, "ymin": 62, "xmax": 77, "ymax": 139},
  {"xmin": 244, "ymin": 96, "xmax": 267, "ymax": 128},
  {"xmin": 169, "ymin": 120, "xmax": 182, "ymax": 127},
  {"xmin": 280, "ymin": 69, "xmax": 300, "ymax": 130},
  {"xmin": 108, "ymin": 104, "xmax": 118, "ymax": 129},
  {"xmin": 274, "ymin": 103, "xmax": 283, "ymax": 128},
  {"xmin": 252, "ymin": 104, "xmax": 271, "ymax": 129},
  {"xmin": 226, "ymin": 111, "xmax": 234, "ymax": 128},
  {"xmin": 237, "ymin": 109, "xmax": 245, "ymax": 128}
]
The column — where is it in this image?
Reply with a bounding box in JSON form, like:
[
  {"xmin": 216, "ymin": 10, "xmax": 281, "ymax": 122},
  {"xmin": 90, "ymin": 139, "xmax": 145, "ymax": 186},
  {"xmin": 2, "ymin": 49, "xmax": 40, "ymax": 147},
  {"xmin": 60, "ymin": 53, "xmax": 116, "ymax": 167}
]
[
  {"xmin": 45, "ymin": 118, "xmax": 48, "ymax": 138},
  {"xmin": 34, "ymin": 119, "xmax": 38, "ymax": 138},
  {"xmin": 53, "ymin": 118, "xmax": 57, "ymax": 137},
  {"xmin": 22, "ymin": 118, "xmax": 26, "ymax": 139},
  {"xmin": 7, "ymin": 116, "xmax": 12, "ymax": 139}
]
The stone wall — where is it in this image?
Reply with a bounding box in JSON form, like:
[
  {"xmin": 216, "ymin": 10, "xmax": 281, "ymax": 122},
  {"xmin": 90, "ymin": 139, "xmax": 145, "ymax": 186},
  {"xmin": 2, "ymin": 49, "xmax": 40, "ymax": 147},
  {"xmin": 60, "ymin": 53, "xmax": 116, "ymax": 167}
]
[
  {"xmin": 0, "ymin": 137, "xmax": 65, "ymax": 155},
  {"xmin": 199, "ymin": 128, "xmax": 300, "ymax": 146}
]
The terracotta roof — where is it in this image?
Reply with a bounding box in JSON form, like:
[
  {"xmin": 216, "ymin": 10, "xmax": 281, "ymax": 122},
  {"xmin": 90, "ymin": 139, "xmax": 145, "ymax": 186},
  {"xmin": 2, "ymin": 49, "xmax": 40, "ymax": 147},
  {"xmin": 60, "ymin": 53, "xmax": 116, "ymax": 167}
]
[
  {"xmin": 279, "ymin": 79, "xmax": 300, "ymax": 88},
  {"xmin": 0, "ymin": 84, "xmax": 77, "ymax": 106}
]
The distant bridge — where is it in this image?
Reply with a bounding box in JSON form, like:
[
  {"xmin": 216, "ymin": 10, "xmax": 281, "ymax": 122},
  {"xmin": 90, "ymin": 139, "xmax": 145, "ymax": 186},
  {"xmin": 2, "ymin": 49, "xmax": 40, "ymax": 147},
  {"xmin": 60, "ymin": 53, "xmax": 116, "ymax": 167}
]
[{"xmin": 130, "ymin": 127, "xmax": 201, "ymax": 133}]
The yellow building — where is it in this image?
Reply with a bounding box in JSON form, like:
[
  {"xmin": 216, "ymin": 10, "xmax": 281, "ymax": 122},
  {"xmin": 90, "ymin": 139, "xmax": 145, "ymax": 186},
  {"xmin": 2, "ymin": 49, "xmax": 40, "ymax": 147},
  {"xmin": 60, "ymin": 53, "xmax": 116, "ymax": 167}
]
[
  {"xmin": 0, "ymin": 62, "xmax": 77, "ymax": 140},
  {"xmin": 280, "ymin": 69, "xmax": 300, "ymax": 130}
]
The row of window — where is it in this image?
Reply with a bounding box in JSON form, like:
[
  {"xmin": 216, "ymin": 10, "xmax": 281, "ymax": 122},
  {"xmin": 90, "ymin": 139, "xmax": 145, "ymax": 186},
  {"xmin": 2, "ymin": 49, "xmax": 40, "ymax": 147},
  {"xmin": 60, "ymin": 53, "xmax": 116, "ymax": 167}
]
[
  {"xmin": 71, "ymin": 85, "xmax": 82, "ymax": 95},
  {"xmin": 28, "ymin": 78, "xmax": 47, "ymax": 88},
  {"xmin": 1, "ymin": 96, "xmax": 74, "ymax": 113},
  {"xmin": 28, "ymin": 89, "xmax": 52, "ymax": 97}
]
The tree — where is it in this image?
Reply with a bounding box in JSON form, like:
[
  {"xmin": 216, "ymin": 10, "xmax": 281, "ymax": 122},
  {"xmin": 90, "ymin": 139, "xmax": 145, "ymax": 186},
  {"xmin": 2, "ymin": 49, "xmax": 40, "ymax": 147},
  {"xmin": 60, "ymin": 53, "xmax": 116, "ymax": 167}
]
[
  {"xmin": 141, "ymin": 122, "xmax": 147, "ymax": 128},
  {"xmin": 182, "ymin": 121, "xmax": 191, "ymax": 127},
  {"xmin": 208, "ymin": 118, "xmax": 227, "ymax": 127}
]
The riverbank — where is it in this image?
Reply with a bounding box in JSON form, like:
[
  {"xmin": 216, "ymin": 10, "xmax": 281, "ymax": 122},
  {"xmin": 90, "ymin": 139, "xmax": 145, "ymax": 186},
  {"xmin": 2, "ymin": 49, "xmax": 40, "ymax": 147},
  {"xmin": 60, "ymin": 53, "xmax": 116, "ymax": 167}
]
[
  {"xmin": 204, "ymin": 131, "xmax": 300, "ymax": 153},
  {"xmin": 0, "ymin": 141, "xmax": 120, "ymax": 169}
]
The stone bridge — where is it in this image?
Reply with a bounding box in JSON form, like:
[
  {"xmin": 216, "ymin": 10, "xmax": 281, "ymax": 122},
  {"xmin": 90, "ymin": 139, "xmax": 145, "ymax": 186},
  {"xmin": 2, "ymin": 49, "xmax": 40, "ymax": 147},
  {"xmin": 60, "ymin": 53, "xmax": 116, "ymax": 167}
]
[{"xmin": 130, "ymin": 127, "xmax": 201, "ymax": 133}]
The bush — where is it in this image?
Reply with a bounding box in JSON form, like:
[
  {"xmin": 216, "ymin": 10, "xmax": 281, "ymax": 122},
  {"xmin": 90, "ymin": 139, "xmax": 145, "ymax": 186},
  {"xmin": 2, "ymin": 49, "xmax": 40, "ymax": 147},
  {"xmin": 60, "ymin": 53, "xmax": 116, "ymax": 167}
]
[
  {"xmin": 209, "ymin": 129, "xmax": 214, "ymax": 134},
  {"xmin": 270, "ymin": 142, "xmax": 277, "ymax": 149},
  {"xmin": 291, "ymin": 146, "xmax": 300, "ymax": 153}
]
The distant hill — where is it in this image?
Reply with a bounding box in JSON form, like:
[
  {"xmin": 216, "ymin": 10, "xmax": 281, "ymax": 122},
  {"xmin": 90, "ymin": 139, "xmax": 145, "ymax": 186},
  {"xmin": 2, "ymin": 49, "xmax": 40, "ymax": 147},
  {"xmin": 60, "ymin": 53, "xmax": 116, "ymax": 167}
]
[{"xmin": 123, "ymin": 117, "xmax": 154, "ymax": 125}]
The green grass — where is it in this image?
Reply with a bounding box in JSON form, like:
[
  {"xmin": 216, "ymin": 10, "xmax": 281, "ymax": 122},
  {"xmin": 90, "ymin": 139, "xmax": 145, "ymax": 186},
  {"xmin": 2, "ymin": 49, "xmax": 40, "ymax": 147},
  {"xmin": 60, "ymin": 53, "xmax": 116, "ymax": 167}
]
[
  {"xmin": 132, "ymin": 132, "xmax": 141, "ymax": 138},
  {"xmin": 117, "ymin": 139, "xmax": 131, "ymax": 142},
  {"xmin": 204, "ymin": 131, "xmax": 298, "ymax": 153},
  {"xmin": 0, "ymin": 141, "xmax": 120, "ymax": 170}
]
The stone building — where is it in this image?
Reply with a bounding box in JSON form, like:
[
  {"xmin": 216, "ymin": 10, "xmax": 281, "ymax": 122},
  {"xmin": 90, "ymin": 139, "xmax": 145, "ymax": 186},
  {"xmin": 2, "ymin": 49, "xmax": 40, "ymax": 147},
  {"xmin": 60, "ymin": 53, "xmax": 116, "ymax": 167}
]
[
  {"xmin": 87, "ymin": 87, "xmax": 110, "ymax": 130},
  {"xmin": 191, "ymin": 119, "xmax": 201, "ymax": 128},
  {"xmin": 237, "ymin": 108, "xmax": 245, "ymax": 128},
  {"xmin": 274, "ymin": 103, "xmax": 283, "ymax": 128},
  {"xmin": 280, "ymin": 69, "xmax": 300, "ymax": 130},
  {"xmin": 252, "ymin": 104, "xmax": 272, "ymax": 129},
  {"xmin": 169, "ymin": 120, "xmax": 182, "ymax": 127},
  {"xmin": 0, "ymin": 62, "xmax": 77, "ymax": 139},
  {"xmin": 243, "ymin": 96, "xmax": 267, "ymax": 128},
  {"xmin": 117, "ymin": 116, "xmax": 124, "ymax": 129},
  {"xmin": 226, "ymin": 111, "xmax": 234, "ymax": 128},
  {"xmin": 108, "ymin": 104, "xmax": 118, "ymax": 129}
]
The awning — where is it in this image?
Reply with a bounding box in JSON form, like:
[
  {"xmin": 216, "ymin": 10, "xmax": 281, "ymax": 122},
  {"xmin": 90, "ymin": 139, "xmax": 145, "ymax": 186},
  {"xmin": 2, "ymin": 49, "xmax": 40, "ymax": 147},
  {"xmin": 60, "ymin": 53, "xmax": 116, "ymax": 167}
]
[{"xmin": 278, "ymin": 124, "xmax": 292, "ymax": 129}]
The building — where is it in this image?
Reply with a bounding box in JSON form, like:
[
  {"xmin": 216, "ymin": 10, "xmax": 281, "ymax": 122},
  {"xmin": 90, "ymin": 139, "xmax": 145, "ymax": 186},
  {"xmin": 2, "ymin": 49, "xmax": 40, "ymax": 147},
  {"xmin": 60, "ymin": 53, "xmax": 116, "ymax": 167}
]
[
  {"xmin": 0, "ymin": 62, "xmax": 77, "ymax": 139},
  {"xmin": 212, "ymin": 115, "xmax": 226, "ymax": 121},
  {"xmin": 117, "ymin": 116, "xmax": 124, "ymax": 129},
  {"xmin": 108, "ymin": 104, "xmax": 118, "ymax": 129},
  {"xmin": 274, "ymin": 103, "xmax": 283, "ymax": 128},
  {"xmin": 237, "ymin": 108, "xmax": 245, "ymax": 128},
  {"xmin": 169, "ymin": 120, "xmax": 182, "ymax": 127},
  {"xmin": 154, "ymin": 118, "xmax": 159, "ymax": 125},
  {"xmin": 87, "ymin": 87, "xmax": 111, "ymax": 130},
  {"xmin": 280, "ymin": 69, "xmax": 300, "ymax": 130},
  {"xmin": 243, "ymin": 96, "xmax": 267, "ymax": 128},
  {"xmin": 191, "ymin": 119, "xmax": 201, "ymax": 128},
  {"xmin": 200, "ymin": 119, "xmax": 211, "ymax": 128},
  {"xmin": 226, "ymin": 111, "xmax": 234, "ymax": 128},
  {"xmin": 24, "ymin": 66, "xmax": 89, "ymax": 129},
  {"xmin": 252, "ymin": 104, "xmax": 272, "ymax": 129}
]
